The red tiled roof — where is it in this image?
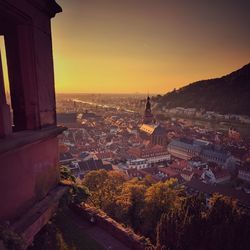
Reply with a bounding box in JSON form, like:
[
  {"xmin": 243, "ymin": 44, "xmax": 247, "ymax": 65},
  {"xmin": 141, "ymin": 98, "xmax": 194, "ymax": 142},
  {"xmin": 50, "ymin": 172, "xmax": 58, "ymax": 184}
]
[
  {"xmin": 95, "ymin": 151, "xmax": 113, "ymax": 159},
  {"xmin": 192, "ymin": 168, "xmax": 203, "ymax": 176},
  {"xmin": 159, "ymin": 167, "xmax": 179, "ymax": 177},
  {"xmin": 181, "ymin": 170, "xmax": 194, "ymax": 177},
  {"xmin": 169, "ymin": 162, "xmax": 187, "ymax": 171},
  {"xmin": 185, "ymin": 179, "xmax": 250, "ymax": 208},
  {"xmin": 213, "ymin": 169, "xmax": 230, "ymax": 179}
]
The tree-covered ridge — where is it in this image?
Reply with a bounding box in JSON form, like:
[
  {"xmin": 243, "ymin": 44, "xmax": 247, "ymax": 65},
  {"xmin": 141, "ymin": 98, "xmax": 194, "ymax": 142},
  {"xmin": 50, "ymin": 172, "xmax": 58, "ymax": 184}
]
[
  {"xmin": 82, "ymin": 169, "xmax": 250, "ymax": 250},
  {"xmin": 156, "ymin": 63, "xmax": 250, "ymax": 116}
]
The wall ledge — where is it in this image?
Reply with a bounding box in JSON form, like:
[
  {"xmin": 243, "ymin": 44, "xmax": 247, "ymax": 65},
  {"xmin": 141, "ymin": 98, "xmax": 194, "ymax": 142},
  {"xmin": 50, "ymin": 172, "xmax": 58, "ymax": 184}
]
[
  {"xmin": 0, "ymin": 126, "xmax": 66, "ymax": 156},
  {"xmin": 71, "ymin": 204, "xmax": 152, "ymax": 250},
  {"xmin": 10, "ymin": 185, "xmax": 69, "ymax": 248}
]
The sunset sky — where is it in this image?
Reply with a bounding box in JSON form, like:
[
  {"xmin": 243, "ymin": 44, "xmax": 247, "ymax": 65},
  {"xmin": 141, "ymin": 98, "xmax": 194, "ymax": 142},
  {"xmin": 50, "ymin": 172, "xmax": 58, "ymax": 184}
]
[{"xmin": 1, "ymin": 1, "xmax": 250, "ymax": 94}]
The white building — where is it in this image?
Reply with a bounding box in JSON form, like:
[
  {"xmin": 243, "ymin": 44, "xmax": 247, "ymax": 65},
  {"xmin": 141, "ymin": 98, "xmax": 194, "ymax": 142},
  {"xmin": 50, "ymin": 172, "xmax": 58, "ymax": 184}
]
[
  {"xmin": 127, "ymin": 159, "xmax": 148, "ymax": 170},
  {"xmin": 146, "ymin": 153, "xmax": 171, "ymax": 164}
]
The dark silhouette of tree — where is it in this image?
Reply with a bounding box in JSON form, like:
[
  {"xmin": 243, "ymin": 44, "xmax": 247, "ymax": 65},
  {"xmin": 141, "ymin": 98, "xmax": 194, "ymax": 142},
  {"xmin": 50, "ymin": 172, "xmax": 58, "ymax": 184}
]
[{"xmin": 156, "ymin": 193, "xmax": 250, "ymax": 250}]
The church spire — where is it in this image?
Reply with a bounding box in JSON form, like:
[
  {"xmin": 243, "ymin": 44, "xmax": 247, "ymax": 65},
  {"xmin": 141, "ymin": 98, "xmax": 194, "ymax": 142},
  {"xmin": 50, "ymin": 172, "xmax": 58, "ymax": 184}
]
[
  {"xmin": 146, "ymin": 95, "xmax": 151, "ymax": 111},
  {"xmin": 143, "ymin": 95, "xmax": 154, "ymax": 124}
]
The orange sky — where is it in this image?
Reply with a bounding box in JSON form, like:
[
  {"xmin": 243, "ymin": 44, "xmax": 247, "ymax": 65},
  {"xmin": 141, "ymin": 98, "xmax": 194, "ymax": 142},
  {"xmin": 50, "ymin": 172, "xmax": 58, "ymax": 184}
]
[{"xmin": 1, "ymin": 1, "xmax": 250, "ymax": 94}]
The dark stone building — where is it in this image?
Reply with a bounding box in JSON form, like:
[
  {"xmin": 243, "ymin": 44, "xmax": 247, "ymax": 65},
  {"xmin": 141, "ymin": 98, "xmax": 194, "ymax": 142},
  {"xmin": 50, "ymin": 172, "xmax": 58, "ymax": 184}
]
[{"xmin": 0, "ymin": 0, "xmax": 66, "ymax": 246}]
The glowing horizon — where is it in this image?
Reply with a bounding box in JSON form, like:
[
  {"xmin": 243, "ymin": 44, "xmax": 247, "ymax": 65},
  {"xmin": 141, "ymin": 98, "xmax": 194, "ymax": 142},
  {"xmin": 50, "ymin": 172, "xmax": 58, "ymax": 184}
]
[{"xmin": 51, "ymin": 0, "xmax": 250, "ymax": 94}]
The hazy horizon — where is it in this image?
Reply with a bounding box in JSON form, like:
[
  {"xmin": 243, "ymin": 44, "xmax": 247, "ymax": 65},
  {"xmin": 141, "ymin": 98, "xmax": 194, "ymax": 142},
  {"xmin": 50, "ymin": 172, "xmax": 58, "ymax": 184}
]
[
  {"xmin": 52, "ymin": 0, "xmax": 250, "ymax": 94},
  {"xmin": 55, "ymin": 60, "xmax": 249, "ymax": 95}
]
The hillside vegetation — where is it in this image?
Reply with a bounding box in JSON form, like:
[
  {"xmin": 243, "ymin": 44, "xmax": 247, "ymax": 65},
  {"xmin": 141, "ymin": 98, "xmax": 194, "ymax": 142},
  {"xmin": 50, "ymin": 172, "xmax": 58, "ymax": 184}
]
[
  {"xmin": 156, "ymin": 63, "xmax": 250, "ymax": 116},
  {"xmin": 81, "ymin": 169, "xmax": 250, "ymax": 249}
]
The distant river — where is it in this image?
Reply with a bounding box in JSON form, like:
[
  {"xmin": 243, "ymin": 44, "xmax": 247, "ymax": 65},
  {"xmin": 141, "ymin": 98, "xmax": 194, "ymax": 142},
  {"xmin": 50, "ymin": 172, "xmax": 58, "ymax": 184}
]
[{"xmin": 72, "ymin": 98, "xmax": 136, "ymax": 113}]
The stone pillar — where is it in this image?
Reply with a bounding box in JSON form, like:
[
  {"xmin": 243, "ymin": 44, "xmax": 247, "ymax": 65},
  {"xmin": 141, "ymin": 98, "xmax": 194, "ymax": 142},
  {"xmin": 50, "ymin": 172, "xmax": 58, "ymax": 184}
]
[
  {"xmin": 5, "ymin": 25, "xmax": 40, "ymax": 131},
  {"xmin": 32, "ymin": 19, "xmax": 57, "ymax": 127},
  {"xmin": 5, "ymin": 20, "xmax": 58, "ymax": 131}
]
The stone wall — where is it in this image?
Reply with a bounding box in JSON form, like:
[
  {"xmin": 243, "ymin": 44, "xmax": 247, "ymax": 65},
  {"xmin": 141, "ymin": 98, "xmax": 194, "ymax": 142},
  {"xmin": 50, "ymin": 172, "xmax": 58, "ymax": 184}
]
[
  {"xmin": 71, "ymin": 204, "xmax": 152, "ymax": 250},
  {"xmin": 0, "ymin": 135, "xmax": 60, "ymax": 222}
]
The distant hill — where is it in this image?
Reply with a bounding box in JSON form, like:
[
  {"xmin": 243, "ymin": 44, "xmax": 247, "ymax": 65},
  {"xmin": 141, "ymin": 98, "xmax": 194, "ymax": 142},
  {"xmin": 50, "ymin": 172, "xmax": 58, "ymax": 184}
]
[{"xmin": 156, "ymin": 63, "xmax": 250, "ymax": 116}]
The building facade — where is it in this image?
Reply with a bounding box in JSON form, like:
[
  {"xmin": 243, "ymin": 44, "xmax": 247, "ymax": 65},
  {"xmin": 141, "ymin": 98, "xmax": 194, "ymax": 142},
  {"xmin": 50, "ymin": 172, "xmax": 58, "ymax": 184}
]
[
  {"xmin": 127, "ymin": 159, "xmax": 148, "ymax": 169},
  {"xmin": 238, "ymin": 165, "xmax": 250, "ymax": 183},
  {"xmin": 168, "ymin": 139, "xmax": 233, "ymax": 167},
  {"xmin": 128, "ymin": 145, "xmax": 171, "ymax": 165}
]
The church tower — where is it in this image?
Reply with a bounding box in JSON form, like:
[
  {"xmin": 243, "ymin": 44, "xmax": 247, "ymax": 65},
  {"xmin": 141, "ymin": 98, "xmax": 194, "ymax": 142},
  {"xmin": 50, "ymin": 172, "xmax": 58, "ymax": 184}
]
[{"xmin": 143, "ymin": 96, "xmax": 154, "ymax": 124}]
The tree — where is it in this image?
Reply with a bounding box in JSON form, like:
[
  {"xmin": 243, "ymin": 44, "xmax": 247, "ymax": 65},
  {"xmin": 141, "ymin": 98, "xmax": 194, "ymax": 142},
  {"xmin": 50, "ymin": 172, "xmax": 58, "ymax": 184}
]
[
  {"xmin": 115, "ymin": 180, "xmax": 147, "ymax": 230},
  {"xmin": 156, "ymin": 194, "xmax": 206, "ymax": 250},
  {"xmin": 100, "ymin": 171, "xmax": 126, "ymax": 216},
  {"xmin": 82, "ymin": 169, "xmax": 109, "ymax": 207},
  {"xmin": 83, "ymin": 170, "xmax": 126, "ymax": 215},
  {"xmin": 156, "ymin": 193, "xmax": 250, "ymax": 250},
  {"xmin": 207, "ymin": 193, "xmax": 238, "ymax": 224},
  {"xmin": 143, "ymin": 179, "xmax": 184, "ymax": 240},
  {"xmin": 204, "ymin": 194, "xmax": 239, "ymax": 250}
]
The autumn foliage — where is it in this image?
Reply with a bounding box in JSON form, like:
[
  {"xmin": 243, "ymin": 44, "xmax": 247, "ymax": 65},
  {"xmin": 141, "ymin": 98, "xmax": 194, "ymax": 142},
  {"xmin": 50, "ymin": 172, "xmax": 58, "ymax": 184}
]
[
  {"xmin": 82, "ymin": 170, "xmax": 185, "ymax": 243},
  {"xmin": 81, "ymin": 170, "xmax": 250, "ymax": 249}
]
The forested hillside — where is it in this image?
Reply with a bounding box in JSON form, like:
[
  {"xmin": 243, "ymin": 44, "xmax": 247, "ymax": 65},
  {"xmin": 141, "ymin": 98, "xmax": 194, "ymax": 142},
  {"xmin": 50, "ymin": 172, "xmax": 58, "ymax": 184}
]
[{"xmin": 156, "ymin": 63, "xmax": 250, "ymax": 116}]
